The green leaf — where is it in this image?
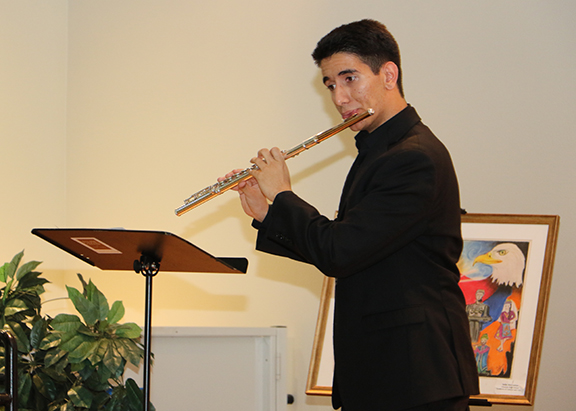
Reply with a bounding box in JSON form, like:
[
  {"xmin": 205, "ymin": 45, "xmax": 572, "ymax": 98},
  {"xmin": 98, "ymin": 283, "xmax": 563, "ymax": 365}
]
[
  {"xmin": 4, "ymin": 322, "xmax": 30, "ymax": 352},
  {"xmin": 16, "ymin": 260, "xmax": 42, "ymax": 281},
  {"xmin": 44, "ymin": 348, "xmax": 67, "ymax": 368},
  {"xmin": 113, "ymin": 323, "xmax": 142, "ymax": 339},
  {"xmin": 97, "ymin": 319, "xmax": 110, "ymax": 332},
  {"xmin": 76, "ymin": 273, "xmax": 89, "ymax": 296},
  {"xmin": 77, "ymin": 324, "xmax": 99, "ymax": 337},
  {"xmin": 116, "ymin": 338, "xmax": 143, "ymax": 367},
  {"xmin": 4, "ymin": 298, "xmax": 28, "ymax": 316},
  {"xmin": 59, "ymin": 333, "xmax": 92, "ymax": 354},
  {"xmin": 88, "ymin": 338, "xmax": 109, "ymax": 366},
  {"xmin": 33, "ymin": 371, "xmax": 58, "ymax": 401},
  {"xmin": 29, "ymin": 317, "xmax": 47, "ymax": 349},
  {"xmin": 107, "ymin": 300, "xmax": 125, "ymax": 324},
  {"xmin": 70, "ymin": 360, "xmax": 93, "ymax": 377},
  {"xmin": 7, "ymin": 251, "xmax": 24, "ymax": 279},
  {"xmin": 91, "ymin": 391, "xmax": 112, "ymax": 410},
  {"xmin": 18, "ymin": 371, "xmax": 33, "ymax": 405},
  {"xmin": 103, "ymin": 340, "xmax": 123, "ymax": 376},
  {"xmin": 17, "ymin": 271, "xmax": 49, "ymax": 292},
  {"xmin": 41, "ymin": 361, "xmax": 69, "ymax": 382},
  {"xmin": 125, "ymin": 378, "xmax": 142, "ymax": 411},
  {"xmin": 3, "ymin": 278, "xmax": 14, "ymax": 304},
  {"xmin": 0, "ymin": 262, "xmax": 8, "ymax": 283},
  {"xmin": 94, "ymin": 361, "xmax": 112, "ymax": 383},
  {"xmin": 126, "ymin": 378, "xmax": 155, "ymax": 411},
  {"xmin": 67, "ymin": 285, "xmax": 99, "ymax": 325},
  {"xmin": 107, "ymin": 385, "xmax": 126, "ymax": 411},
  {"xmin": 68, "ymin": 385, "xmax": 94, "ymax": 408},
  {"xmin": 67, "ymin": 339, "xmax": 98, "ymax": 364},
  {"xmin": 59, "ymin": 334, "xmax": 97, "ymax": 364},
  {"xmin": 47, "ymin": 355, "xmax": 69, "ymax": 378},
  {"xmin": 51, "ymin": 314, "xmax": 83, "ymax": 333},
  {"xmin": 59, "ymin": 402, "xmax": 75, "ymax": 411},
  {"xmin": 13, "ymin": 290, "xmax": 42, "ymax": 312},
  {"xmin": 40, "ymin": 331, "xmax": 63, "ymax": 350},
  {"xmin": 85, "ymin": 279, "xmax": 109, "ymax": 321}
]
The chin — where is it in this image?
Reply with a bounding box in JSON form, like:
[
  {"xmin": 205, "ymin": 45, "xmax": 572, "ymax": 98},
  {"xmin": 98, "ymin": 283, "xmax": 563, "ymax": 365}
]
[{"xmin": 351, "ymin": 119, "xmax": 370, "ymax": 132}]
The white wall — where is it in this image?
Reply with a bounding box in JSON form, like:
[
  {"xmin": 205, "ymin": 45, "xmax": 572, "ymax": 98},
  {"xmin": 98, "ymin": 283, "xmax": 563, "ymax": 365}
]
[
  {"xmin": 1, "ymin": 1, "xmax": 575, "ymax": 410},
  {"xmin": 0, "ymin": 0, "xmax": 67, "ymax": 259}
]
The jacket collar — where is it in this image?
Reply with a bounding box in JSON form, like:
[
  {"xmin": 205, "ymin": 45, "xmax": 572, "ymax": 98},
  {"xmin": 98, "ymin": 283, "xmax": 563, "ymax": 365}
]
[{"xmin": 354, "ymin": 105, "xmax": 421, "ymax": 153}]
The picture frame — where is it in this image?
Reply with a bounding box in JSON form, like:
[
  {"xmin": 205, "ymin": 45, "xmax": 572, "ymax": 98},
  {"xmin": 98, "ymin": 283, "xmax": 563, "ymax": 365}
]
[{"xmin": 306, "ymin": 213, "xmax": 560, "ymax": 405}]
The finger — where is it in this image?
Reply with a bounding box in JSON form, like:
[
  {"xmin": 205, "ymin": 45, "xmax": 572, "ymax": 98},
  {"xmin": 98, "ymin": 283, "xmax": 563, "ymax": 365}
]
[
  {"xmin": 269, "ymin": 147, "xmax": 284, "ymax": 160},
  {"xmin": 245, "ymin": 177, "xmax": 258, "ymax": 186},
  {"xmin": 233, "ymin": 180, "xmax": 245, "ymax": 191},
  {"xmin": 256, "ymin": 148, "xmax": 272, "ymax": 165},
  {"xmin": 257, "ymin": 148, "xmax": 271, "ymax": 158},
  {"xmin": 218, "ymin": 169, "xmax": 244, "ymax": 182},
  {"xmin": 250, "ymin": 156, "xmax": 267, "ymax": 170}
]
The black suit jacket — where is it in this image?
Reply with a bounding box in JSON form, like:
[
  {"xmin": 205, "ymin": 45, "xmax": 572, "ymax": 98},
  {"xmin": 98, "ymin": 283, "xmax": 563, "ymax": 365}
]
[{"xmin": 254, "ymin": 106, "xmax": 479, "ymax": 410}]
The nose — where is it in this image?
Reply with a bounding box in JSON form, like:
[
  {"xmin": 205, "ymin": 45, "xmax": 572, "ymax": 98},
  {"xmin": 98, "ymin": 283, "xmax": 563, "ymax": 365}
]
[{"xmin": 333, "ymin": 86, "xmax": 351, "ymax": 107}]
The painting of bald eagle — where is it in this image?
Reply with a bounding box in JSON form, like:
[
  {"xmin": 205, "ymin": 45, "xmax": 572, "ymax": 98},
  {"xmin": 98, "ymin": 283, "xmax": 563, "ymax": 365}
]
[{"xmin": 457, "ymin": 240, "xmax": 529, "ymax": 378}]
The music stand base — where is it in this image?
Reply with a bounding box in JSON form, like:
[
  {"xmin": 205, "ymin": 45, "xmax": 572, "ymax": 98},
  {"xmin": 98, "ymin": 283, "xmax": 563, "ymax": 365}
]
[{"xmin": 469, "ymin": 398, "xmax": 492, "ymax": 407}]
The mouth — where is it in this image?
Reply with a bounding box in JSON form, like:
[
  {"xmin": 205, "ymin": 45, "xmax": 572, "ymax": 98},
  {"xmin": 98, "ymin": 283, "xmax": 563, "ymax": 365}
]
[{"xmin": 342, "ymin": 109, "xmax": 362, "ymax": 120}]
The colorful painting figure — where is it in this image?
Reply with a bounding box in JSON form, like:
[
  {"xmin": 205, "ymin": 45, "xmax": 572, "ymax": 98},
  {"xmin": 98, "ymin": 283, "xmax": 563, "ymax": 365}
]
[
  {"xmin": 474, "ymin": 334, "xmax": 490, "ymax": 374},
  {"xmin": 457, "ymin": 241, "xmax": 528, "ymax": 377}
]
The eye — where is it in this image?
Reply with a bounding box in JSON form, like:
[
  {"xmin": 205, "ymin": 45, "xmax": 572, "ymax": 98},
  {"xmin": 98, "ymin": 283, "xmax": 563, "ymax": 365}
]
[
  {"xmin": 326, "ymin": 83, "xmax": 336, "ymax": 91},
  {"xmin": 345, "ymin": 75, "xmax": 358, "ymax": 83},
  {"xmin": 497, "ymin": 250, "xmax": 508, "ymax": 256}
]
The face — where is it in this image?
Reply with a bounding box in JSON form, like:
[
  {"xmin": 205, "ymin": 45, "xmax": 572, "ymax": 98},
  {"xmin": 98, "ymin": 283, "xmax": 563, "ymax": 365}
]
[
  {"xmin": 476, "ymin": 290, "xmax": 485, "ymax": 301},
  {"xmin": 320, "ymin": 52, "xmax": 396, "ymax": 133}
]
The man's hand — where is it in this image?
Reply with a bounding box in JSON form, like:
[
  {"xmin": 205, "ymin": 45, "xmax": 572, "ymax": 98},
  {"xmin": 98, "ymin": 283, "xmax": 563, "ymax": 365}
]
[
  {"xmin": 220, "ymin": 147, "xmax": 291, "ymax": 223},
  {"xmin": 219, "ymin": 170, "xmax": 269, "ymax": 222},
  {"xmin": 249, "ymin": 147, "xmax": 292, "ymax": 201}
]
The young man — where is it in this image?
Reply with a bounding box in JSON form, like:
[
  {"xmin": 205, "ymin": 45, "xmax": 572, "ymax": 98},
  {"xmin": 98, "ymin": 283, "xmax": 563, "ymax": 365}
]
[{"xmin": 230, "ymin": 20, "xmax": 479, "ymax": 411}]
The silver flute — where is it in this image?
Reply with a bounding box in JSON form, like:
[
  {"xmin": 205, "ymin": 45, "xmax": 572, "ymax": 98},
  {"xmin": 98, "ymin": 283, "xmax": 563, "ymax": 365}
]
[{"xmin": 175, "ymin": 109, "xmax": 374, "ymax": 216}]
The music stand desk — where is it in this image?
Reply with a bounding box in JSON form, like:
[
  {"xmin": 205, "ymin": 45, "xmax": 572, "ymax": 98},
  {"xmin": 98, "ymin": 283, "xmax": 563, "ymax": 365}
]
[{"xmin": 32, "ymin": 228, "xmax": 248, "ymax": 411}]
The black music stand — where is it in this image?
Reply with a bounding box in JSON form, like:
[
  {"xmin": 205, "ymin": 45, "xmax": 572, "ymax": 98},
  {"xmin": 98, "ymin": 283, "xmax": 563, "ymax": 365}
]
[{"xmin": 32, "ymin": 228, "xmax": 248, "ymax": 411}]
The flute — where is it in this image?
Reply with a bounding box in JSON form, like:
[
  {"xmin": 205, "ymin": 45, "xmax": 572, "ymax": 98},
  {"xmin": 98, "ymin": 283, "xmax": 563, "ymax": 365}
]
[{"xmin": 175, "ymin": 109, "xmax": 374, "ymax": 216}]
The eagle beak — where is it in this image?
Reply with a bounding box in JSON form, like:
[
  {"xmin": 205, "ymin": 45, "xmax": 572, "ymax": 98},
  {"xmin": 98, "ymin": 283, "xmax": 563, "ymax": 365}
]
[{"xmin": 473, "ymin": 253, "xmax": 502, "ymax": 266}]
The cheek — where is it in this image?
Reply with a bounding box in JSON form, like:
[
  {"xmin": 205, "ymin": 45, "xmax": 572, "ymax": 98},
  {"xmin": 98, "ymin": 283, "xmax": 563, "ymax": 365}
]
[{"xmin": 351, "ymin": 84, "xmax": 370, "ymax": 103}]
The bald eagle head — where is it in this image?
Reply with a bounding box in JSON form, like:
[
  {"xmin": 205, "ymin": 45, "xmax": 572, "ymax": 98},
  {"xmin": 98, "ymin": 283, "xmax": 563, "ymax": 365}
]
[{"xmin": 473, "ymin": 243, "xmax": 526, "ymax": 287}]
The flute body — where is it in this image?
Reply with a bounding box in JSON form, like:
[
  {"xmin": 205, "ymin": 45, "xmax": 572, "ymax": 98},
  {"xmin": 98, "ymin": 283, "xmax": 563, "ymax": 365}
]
[{"xmin": 175, "ymin": 109, "xmax": 374, "ymax": 216}]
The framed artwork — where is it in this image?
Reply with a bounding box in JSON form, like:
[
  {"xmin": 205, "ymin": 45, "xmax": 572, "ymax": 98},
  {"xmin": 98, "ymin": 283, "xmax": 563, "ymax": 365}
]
[{"xmin": 306, "ymin": 213, "xmax": 560, "ymax": 405}]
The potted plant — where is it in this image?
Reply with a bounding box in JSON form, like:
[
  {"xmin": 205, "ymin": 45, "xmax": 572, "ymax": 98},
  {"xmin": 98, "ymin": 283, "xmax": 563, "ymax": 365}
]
[{"xmin": 0, "ymin": 251, "xmax": 153, "ymax": 411}]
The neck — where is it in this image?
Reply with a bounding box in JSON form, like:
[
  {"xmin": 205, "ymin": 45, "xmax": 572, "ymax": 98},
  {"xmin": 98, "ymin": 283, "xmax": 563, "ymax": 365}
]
[
  {"xmin": 369, "ymin": 97, "xmax": 408, "ymax": 132},
  {"xmin": 384, "ymin": 98, "xmax": 408, "ymax": 122}
]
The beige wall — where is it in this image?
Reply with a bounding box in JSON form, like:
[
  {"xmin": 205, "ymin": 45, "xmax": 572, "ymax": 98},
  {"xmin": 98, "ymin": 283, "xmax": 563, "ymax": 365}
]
[{"xmin": 1, "ymin": 1, "xmax": 575, "ymax": 410}]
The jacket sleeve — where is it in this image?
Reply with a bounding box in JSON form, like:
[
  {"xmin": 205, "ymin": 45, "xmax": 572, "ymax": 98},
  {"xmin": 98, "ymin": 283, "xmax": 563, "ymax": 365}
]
[{"xmin": 255, "ymin": 147, "xmax": 439, "ymax": 278}]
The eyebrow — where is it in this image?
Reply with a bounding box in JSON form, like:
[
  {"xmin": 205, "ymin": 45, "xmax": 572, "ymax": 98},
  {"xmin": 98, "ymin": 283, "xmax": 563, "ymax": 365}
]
[{"xmin": 323, "ymin": 69, "xmax": 358, "ymax": 85}]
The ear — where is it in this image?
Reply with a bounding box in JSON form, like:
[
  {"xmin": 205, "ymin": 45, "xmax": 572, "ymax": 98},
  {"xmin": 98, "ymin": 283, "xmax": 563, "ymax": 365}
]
[{"xmin": 381, "ymin": 61, "xmax": 399, "ymax": 90}]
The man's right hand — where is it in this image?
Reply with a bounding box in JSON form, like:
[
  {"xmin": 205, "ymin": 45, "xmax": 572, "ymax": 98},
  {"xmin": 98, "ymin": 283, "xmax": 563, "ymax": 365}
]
[{"xmin": 219, "ymin": 170, "xmax": 269, "ymax": 222}]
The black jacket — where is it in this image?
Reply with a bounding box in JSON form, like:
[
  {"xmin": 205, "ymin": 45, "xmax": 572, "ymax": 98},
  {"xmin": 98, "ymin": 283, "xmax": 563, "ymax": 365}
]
[{"xmin": 254, "ymin": 106, "xmax": 479, "ymax": 410}]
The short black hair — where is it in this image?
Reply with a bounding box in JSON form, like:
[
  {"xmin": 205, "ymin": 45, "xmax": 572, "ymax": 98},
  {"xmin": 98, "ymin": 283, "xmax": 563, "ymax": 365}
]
[{"xmin": 312, "ymin": 19, "xmax": 404, "ymax": 97}]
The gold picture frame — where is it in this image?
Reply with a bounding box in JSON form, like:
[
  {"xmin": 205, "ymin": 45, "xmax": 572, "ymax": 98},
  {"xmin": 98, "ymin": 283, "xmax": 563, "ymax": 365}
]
[{"xmin": 306, "ymin": 213, "xmax": 560, "ymax": 405}]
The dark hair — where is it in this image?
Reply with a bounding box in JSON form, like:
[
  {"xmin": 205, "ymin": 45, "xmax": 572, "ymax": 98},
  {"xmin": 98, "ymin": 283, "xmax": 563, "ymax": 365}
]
[{"xmin": 312, "ymin": 19, "xmax": 404, "ymax": 97}]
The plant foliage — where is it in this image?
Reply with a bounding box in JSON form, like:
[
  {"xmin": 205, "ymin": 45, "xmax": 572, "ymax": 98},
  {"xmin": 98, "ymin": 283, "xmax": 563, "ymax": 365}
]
[{"xmin": 0, "ymin": 251, "xmax": 153, "ymax": 411}]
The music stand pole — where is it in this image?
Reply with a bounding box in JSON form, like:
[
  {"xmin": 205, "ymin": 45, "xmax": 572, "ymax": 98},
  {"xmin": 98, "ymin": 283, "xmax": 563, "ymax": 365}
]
[{"xmin": 133, "ymin": 254, "xmax": 160, "ymax": 411}]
